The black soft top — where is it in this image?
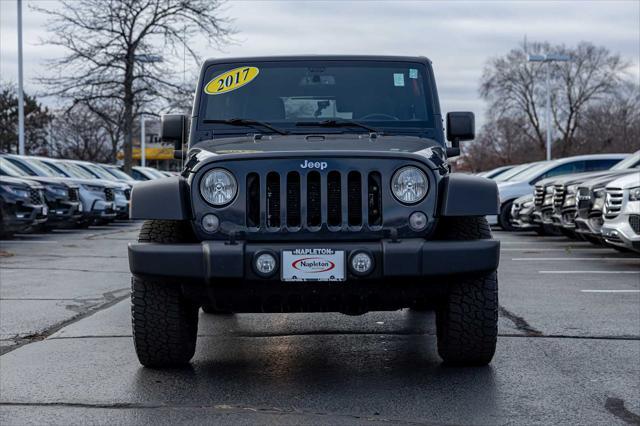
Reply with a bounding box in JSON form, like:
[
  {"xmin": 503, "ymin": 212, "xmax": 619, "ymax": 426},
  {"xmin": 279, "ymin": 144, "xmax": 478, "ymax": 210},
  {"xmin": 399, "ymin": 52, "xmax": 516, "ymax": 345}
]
[{"xmin": 201, "ymin": 55, "xmax": 432, "ymax": 68}]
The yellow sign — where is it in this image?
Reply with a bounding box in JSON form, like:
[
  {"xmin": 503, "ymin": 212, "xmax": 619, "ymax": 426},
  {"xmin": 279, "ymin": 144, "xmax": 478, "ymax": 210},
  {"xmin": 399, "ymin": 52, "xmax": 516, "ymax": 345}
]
[
  {"xmin": 117, "ymin": 147, "xmax": 174, "ymax": 161},
  {"xmin": 204, "ymin": 66, "xmax": 259, "ymax": 95}
]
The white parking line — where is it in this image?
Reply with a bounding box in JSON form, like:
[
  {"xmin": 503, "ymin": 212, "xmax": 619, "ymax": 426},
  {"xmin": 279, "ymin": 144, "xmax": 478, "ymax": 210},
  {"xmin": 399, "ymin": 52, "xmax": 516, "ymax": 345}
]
[
  {"xmin": 581, "ymin": 290, "xmax": 640, "ymax": 293},
  {"xmin": 539, "ymin": 271, "xmax": 640, "ymax": 274},
  {"xmin": 514, "ymin": 258, "xmax": 640, "ymax": 261},
  {"xmin": 0, "ymin": 240, "xmax": 60, "ymax": 244}
]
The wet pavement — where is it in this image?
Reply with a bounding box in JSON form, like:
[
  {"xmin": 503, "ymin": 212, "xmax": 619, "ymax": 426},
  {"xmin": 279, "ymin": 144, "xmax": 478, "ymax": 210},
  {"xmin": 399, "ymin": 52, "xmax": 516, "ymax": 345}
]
[{"xmin": 1, "ymin": 223, "xmax": 639, "ymax": 425}]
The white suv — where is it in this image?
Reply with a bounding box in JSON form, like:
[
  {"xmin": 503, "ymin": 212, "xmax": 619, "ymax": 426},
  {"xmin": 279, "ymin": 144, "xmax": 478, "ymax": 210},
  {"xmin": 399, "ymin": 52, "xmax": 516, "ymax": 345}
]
[{"xmin": 601, "ymin": 172, "xmax": 640, "ymax": 253}]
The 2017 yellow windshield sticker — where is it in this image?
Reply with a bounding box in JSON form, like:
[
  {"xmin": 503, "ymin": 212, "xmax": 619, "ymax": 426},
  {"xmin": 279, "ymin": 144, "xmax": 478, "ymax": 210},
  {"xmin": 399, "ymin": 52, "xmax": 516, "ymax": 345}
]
[{"xmin": 204, "ymin": 66, "xmax": 259, "ymax": 95}]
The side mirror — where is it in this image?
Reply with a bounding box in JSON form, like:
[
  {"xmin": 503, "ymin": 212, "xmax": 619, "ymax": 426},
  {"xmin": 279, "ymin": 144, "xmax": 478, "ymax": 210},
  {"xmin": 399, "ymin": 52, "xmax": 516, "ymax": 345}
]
[
  {"xmin": 161, "ymin": 114, "xmax": 188, "ymax": 153},
  {"xmin": 446, "ymin": 112, "xmax": 475, "ymax": 157}
]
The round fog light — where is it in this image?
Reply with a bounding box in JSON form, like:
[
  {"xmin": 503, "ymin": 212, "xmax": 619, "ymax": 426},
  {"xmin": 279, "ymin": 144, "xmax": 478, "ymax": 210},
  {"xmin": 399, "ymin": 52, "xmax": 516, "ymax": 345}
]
[
  {"xmin": 202, "ymin": 214, "xmax": 219, "ymax": 233},
  {"xmin": 350, "ymin": 252, "xmax": 373, "ymax": 276},
  {"xmin": 255, "ymin": 253, "xmax": 277, "ymax": 276},
  {"xmin": 409, "ymin": 211, "xmax": 428, "ymax": 231}
]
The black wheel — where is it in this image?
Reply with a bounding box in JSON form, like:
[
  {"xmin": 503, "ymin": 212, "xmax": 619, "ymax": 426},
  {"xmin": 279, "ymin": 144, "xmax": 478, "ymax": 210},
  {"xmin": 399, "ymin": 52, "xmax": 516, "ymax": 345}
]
[
  {"xmin": 498, "ymin": 201, "xmax": 517, "ymax": 232},
  {"xmin": 435, "ymin": 216, "xmax": 498, "ymax": 366},
  {"xmin": 131, "ymin": 220, "xmax": 199, "ymax": 367}
]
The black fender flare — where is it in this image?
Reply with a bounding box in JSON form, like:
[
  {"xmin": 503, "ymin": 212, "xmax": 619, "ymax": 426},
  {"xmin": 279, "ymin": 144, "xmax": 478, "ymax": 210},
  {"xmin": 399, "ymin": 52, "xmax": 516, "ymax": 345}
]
[
  {"xmin": 438, "ymin": 173, "xmax": 499, "ymax": 216},
  {"xmin": 130, "ymin": 176, "xmax": 191, "ymax": 220}
]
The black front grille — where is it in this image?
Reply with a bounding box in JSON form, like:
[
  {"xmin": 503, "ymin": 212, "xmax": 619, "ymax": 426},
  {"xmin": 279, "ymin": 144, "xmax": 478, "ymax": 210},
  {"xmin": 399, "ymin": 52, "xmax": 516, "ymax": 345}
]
[
  {"xmin": 630, "ymin": 215, "xmax": 640, "ymax": 234},
  {"xmin": 124, "ymin": 188, "xmax": 131, "ymax": 200},
  {"xmin": 534, "ymin": 185, "xmax": 544, "ymax": 207},
  {"xmin": 246, "ymin": 170, "xmax": 382, "ymax": 231},
  {"xmin": 104, "ymin": 188, "xmax": 114, "ymax": 201},
  {"xmin": 68, "ymin": 188, "xmax": 79, "ymax": 201},
  {"xmin": 29, "ymin": 189, "xmax": 42, "ymax": 205}
]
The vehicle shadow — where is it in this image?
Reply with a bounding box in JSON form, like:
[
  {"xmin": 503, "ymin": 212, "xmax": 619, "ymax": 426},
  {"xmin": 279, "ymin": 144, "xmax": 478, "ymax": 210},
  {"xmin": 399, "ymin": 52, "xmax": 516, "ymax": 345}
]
[{"xmin": 132, "ymin": 310, "xmax": 499, "ymax": 423}]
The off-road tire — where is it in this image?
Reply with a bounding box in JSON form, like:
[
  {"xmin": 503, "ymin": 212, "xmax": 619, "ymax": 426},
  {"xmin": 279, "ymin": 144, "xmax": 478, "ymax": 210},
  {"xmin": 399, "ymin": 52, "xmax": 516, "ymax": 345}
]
[
  {"xmin": 131, "ymin": 220, "xmax": 199, "ymax": 367},
  {"xmin": 434, "ymin": 216, "xmax": 498, "ymax": 366},
  {"xmin": 436, "ymin": 272, "xmax": 498, "ymax": 366}
]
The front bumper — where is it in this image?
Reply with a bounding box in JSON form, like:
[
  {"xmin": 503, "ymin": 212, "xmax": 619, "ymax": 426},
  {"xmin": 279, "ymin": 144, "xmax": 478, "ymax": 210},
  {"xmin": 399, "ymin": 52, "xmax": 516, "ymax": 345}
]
[
  {"xmin": 129, "ymin": 238, "xmax": 500, "ymax": 283},
  {"xmin": 602, "ymin": 214, "xmax": 640, "ymax": 253}
]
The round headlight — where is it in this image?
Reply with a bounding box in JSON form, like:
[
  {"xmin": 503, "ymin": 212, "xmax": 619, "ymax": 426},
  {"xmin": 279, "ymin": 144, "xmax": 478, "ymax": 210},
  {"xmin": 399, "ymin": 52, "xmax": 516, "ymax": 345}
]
[
  {"xmin": 391, "ymin": 166, "xmax": 428, "ymax": 204},
  {"xmin": 200, "ymin": 169, "xmax": 237, "ymax": 206}
]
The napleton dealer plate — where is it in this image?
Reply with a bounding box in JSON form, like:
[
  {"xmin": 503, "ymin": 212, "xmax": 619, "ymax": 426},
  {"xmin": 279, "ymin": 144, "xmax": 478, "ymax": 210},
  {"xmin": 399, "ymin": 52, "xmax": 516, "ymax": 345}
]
[{"xmin": 281, "ymin": 249, "xmax": 345, "ymax": 282}]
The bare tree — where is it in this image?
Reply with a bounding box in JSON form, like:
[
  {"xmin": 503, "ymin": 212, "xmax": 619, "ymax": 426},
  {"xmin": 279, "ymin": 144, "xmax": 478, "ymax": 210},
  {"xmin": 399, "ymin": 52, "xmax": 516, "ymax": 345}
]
[
  {"xmin": 480, "ymin": 41, "xmax": 629, "ymax": 157},
  {"xmin": 50, "ymin": 105, "xmax": 112, "ymax": 162},
  {"xmin": 36, "ymin": 0, "xmax": 234, "ymax": 172}
]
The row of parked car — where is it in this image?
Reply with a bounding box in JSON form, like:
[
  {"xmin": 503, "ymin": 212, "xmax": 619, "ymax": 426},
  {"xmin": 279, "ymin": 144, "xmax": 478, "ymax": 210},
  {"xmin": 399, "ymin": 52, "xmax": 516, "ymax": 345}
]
[
  {"xmin": 0, "ymin": 154, "xmax": 175, "ymax": 238},
  {"xmin": 479, "ymin": 151, "xmax": 640, "ymax": 253}
]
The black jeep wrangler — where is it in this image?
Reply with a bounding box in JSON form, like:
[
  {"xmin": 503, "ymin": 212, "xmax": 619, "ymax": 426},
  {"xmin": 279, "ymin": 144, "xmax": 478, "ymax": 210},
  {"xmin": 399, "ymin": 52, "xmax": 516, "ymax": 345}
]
[{"xmin": 128, "ymin": 56, "xmax": 500, "ymax": 367}]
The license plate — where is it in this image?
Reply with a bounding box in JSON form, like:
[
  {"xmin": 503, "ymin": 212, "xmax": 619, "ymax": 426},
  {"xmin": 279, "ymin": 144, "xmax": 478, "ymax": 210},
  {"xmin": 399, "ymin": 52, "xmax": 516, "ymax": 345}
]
[{"xmin": 281, "ymin": 249, "xmax": 345, "ymax": 282}]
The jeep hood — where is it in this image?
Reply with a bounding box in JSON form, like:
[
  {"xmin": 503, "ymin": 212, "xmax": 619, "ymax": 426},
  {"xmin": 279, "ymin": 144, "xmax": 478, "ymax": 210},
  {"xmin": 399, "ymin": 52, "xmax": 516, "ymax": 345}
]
[{"xmin": 193, "ymin": 134, "xmax": 443, "ymax": 157}]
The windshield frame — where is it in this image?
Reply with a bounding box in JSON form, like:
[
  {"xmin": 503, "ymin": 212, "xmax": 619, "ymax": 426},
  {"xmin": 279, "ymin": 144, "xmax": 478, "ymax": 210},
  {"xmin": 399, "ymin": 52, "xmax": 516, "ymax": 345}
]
[{"xmin": 193, "ymin": 58, "xmax": 442, "ymax": 146}]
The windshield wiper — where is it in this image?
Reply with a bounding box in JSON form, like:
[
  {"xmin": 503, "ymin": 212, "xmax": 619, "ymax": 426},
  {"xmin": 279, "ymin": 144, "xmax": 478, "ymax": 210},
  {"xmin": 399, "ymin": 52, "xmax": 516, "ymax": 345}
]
[
  {"xmin": 202, "ymin": 118, "xmax": 288, "ymax": 135},
  {"xmin": 295, "ymin": 119, "xmax": 383, "ymax": 134}
]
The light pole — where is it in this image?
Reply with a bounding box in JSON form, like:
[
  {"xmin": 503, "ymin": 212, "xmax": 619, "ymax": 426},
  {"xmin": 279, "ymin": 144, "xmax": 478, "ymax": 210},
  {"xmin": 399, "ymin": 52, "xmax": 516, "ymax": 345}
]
[
  {"xmin": 134, "ymin": 54, "xmax": 162, "ymax": 168},
  {"xmin": 17, "ymin": 0, "xmax": 25, "ymax": 155},
  {"xmin": 528, "ymin": 53, "xmax": 571, "ymax": 161},
  {"xmin": 140, "ymin": 114, "xmax": 146, "ymax": 167}
]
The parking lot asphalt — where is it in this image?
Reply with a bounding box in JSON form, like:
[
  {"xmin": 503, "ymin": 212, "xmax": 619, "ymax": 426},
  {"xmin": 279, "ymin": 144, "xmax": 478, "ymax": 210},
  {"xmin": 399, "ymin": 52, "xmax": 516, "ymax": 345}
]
[{"xmin": 1, "ymin": 223, "xmax": 639, "ymax": 425}]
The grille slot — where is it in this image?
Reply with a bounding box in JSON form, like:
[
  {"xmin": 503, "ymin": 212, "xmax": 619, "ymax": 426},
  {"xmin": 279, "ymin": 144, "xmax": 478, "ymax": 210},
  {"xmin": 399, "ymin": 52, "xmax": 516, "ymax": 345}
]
[
  {"xmin": 553, "ymin": 185, "xmax": 565, "ymax": 209},
  {"xmin": 368, "ymin": 172, "xmax": 382, "ymax": 226},
  {"xmin": 104, "ymin": 188, "xmax": 114, "ymax": 201},
  {"xmin": 286, "ymin": 172, "xmax": 301, "ymax": 227},
  {"xmin": 534, "ymin": 185, "xmax": 544, "ymax": 206},
  {"xmin": 246, "ymin": 173, "xmax": 260, "ymax": 227},
  {"xmin": 306, "ymin": 172, "xmax": 322, "ymax": 227},
  {"xmin": 604, "ymin": 188, "xmax": 623, "ymax": 219},
  {"xmin": 124, "ymin": 188, "xmax": 131, "ymax": 200},
  {"xmin": 348, "ymin": 171, "xmax": 362, "ymax": 226},
  {"xmin": 266, "ymin": 172, "xmax": 280, "ymax": 228},
  {"xmin": 327, "ymin": 171, "xmax": 342, "ymax": 227}
]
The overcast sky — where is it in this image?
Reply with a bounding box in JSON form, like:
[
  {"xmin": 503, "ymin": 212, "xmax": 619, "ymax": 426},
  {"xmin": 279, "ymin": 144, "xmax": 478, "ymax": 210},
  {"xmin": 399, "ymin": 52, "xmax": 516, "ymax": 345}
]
[{"xmin": 1, "ymin": 0, "xmax": 639, "ymax": 124}]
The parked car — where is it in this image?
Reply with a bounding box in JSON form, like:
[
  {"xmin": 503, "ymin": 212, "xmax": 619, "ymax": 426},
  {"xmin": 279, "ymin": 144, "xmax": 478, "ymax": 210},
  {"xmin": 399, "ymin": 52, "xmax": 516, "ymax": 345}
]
[
  {"xmin": 0, "ymin": 175, "xmax": 48, "ymax": 237},
  {"xmin": 574, "ymin": 170, "xmax": 639, "ymax": 246},
  {"xmin": 62, "ymin": 159, "xmax": 132, "ymax": 219},
  {"xmin": 127, "ymin": 54, "xmax": 501, "ymax": 367},
  {"xmin": 98, "ymin": 164, "xmax": 139, "ymax": 185},
  {"xmin": 38, "ymin": 158, "xmax": 126, "ymax": 224},
  {"xmin": 493, "ymin": 161, "xmax": 545, "ymax": 183},
  {"xmin": 492, "ymin": 154, "xmax": 627, "ymax": 231},
  {"xmin": 477, "ymin": 165, "xmax": 515, "ymax": 180},
  {"xmin": 130, "ymin": 166, "xmax": 166, "ymax": 181},
  {"xmin": 532, "ymin": 153, "xmax": 634, "ymax": 237},
  {"xmin": 3, "ymin": 154, "xmax": 118, "ymax": 226},
  {"xmin": 601, "ymin": 172, "xmax": 640, "ymax": 253},
  {"xmin": 509, "ymin": 194, "xmax": 536, "ymax": 230},
  {"xmin": 0, "ymin": 157, "xmax": 83, "ymax": 229}
]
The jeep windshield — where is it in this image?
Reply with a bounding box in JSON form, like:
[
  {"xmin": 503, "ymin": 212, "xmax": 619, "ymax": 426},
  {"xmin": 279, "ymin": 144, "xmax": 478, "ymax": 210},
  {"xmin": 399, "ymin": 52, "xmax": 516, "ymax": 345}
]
[{"xmin": 197, "ymin": 60, "xmax": 436, "ymax": 141}]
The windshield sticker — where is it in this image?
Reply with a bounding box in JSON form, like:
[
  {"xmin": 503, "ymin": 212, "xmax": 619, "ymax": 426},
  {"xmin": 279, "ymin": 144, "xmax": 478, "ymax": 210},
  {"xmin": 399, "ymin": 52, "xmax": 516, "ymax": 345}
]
[
  {"xmin": 409, "ymin": 68, "xmax": 418, "ymax": 79},
  {"xmin": 204, "ymin": 66, "xmax": 260, "ymax": 95},
  {"xmin": 393, "ymin": 73, "xmax": 405, "ymax": 87}
]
